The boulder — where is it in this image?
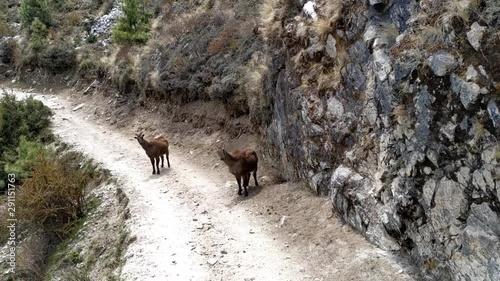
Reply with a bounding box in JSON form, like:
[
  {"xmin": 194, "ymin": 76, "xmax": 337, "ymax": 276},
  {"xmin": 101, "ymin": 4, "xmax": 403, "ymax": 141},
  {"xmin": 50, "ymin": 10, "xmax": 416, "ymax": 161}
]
[
  {"xmin": 427, "ymin": 51, "xmax": 458, "ymax": 77},
  {"xmin": 467, "ymin": 22, "xmax": 486, "ymax": 51}
]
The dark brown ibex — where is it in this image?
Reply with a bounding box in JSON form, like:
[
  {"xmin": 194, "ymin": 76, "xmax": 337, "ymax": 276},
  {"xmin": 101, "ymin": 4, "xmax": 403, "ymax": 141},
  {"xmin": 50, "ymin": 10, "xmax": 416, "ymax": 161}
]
[
  {"xmin": 218, "ymin": 148, "xmax": 258, "ymax": 197},
  {"xmin": 134, "ymin": 132, "xmax": 170, "ymax": 175}
]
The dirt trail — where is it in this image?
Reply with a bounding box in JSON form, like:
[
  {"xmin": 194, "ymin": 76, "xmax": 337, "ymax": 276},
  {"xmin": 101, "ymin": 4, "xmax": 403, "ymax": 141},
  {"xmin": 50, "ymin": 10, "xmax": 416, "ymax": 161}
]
[{"xmin": 9, "ymin": 88, "xmax": 418, "ymax": 281}]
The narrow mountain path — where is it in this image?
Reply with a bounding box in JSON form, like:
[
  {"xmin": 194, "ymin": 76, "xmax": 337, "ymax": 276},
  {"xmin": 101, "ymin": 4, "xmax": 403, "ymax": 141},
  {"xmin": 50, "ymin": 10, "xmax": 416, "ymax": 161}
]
[{"xmin": 9, "ymin": 88, "xmax": 417, "ymax": 281}]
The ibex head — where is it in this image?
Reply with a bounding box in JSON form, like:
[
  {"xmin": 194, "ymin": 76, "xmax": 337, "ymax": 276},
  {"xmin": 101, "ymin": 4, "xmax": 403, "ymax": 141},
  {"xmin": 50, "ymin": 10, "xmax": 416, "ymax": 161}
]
[
  {"xmin": 217, "ymin": 148, "xmax": 226, "ymax": 161},
  {"xmin": 134, "ymin": 132, "xmax": 146, "ymax": 145}
]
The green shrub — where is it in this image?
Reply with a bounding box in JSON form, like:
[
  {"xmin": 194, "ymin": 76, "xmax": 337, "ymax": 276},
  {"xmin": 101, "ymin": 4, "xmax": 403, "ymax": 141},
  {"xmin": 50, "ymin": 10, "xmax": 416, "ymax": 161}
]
[
  {"xmin": 112, "ymin": 0, "xmax": 151, "ymax": 44},
  {"xmin": 4, "ymin": 136, "xmax": 51, "ymax": 179},
  {"xmin": 0, "ymin": 94, "xmax": 52, "ymax": 193},
  {"xmin": 19, "ymin": 0, "xmax": 51, "ymax": 29},
  {"xmin": 86, "ymin": 33, "xmax": 97, "ymax": 44},
  {"xmin": 29, "ymin": 17, "xmax": 48, "ymax": 52},
  {"xmin": 38, "ymin": 42, "xmax": 76, "ymax": 72}
]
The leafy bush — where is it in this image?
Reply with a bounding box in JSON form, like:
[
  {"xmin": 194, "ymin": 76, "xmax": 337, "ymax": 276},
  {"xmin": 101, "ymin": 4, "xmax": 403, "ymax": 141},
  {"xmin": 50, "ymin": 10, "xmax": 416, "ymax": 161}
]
[
  {"xmin": 38, "ymin": 42, "xmax": 76, "ymax": 72},
  {"xmin": 112, "ymin": 0, "xmax": 151, "ymax": 44},
  {"xmin": 19, "ymin": 0, "xmax": 51, "ymax": 29}
]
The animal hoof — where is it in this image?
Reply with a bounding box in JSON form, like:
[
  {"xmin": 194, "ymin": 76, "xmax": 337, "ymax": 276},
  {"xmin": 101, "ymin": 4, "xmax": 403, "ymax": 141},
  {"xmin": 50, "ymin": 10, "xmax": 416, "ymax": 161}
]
[
  {"xmin": 244, "ymin": 191, "xmax": 249, "ymax": 197},
  {"xmin": 238, "ymin": 190, "xmax": 242, "ymax": 195}
]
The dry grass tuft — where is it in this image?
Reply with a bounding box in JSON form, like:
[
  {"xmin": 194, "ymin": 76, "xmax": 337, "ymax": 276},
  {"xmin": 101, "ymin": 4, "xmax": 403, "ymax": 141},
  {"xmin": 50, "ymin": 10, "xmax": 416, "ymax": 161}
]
[
  {"xmin": 335, "ymin": 39, "xmax": 349, "ymax": 68},
  {"xmin": 472, "ymin": 118, "xmax": 485, "ymax": 144},
  {"xmin": 240, "ymin": 52, "xmax": 271, "ymax": 124},
  {"xmin": 323, "ymin": 0, "xmax": 344, "ymax": 29},
  {"xmin": 315, "ymin": 18, "xmax": 331, "ymax": 37},
  {"xmin": 147, "ymin": 69, "xmax": 162, "ymax": 93},
  {"xmin": 392, "ymin": 105, "xmax": 408, "ymax": 118},
  {"xmin": 292, "ymin": 49, "xmax": 307, "ymax": 67},
  {"xmin": 259, "ymin": 0, "xmax": 281, "ymax": 41},
  {"xmin": 317, "ymin": 70, "xmax": 340, "ymax": 92},
  {"xmin": 259, "ymin": 0, "xmax": 277, "ymax": 25}
]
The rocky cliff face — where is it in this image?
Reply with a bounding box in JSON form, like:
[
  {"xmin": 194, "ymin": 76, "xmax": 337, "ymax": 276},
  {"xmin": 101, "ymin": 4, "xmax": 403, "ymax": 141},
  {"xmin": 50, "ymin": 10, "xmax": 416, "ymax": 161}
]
[{"xmin": 261, "ymin": 0, "xmax": 500, "ymax": 280}]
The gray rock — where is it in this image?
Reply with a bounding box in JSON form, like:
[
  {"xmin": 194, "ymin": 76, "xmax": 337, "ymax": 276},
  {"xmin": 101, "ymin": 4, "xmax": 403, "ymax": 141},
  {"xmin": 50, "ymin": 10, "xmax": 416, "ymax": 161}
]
[
  {"xmin": 207, "ymin": 258, "xmax": 218, "ymax": 266},
  {"xmin": 296, "ymin": 22, "xmax": 307, "ymax": 38},
  {"xmin": 363, "ymin": 100, "xmax": 378, "ymax": 126},
  {"xmin": 72, "ymin": 103, "xmax": 85, "ymax": 111},
  {"xmin": 303, "ymin": 1, "xmax": 318, "ymax": 20},
  {"xmin": 343, "ymin": 63, "xmax": 367, "ymax": 91},
  {"xmin": 91, "ymin": 7, "xmax": 123, "ymax": 36},
  {"xmin": 472, "ymin": 169, "xmax": 487, "ymax": 193},
  {"xmin": 310, "ymin": 172, "xmax": 326, "ymax": 193},
  {"xmin": 330, "ymin": 112, "xmax": 357, "ymax": 143},
  {"xmin": 467, "ymin": 22, "xmax": 486, "ymax": 51},
  {"xmin": 325, "ymin": 34, "xmax": 337, "ymax": 57},
  {"xmin": 363, "ymin": 24, "xmax": 377, "ymax": 44},
  {"xmin": 466, "ymin": 65, "xmax": 478, "ymax": 82},
  {"xmin": 440, "ymin": 122, "xmax": 456, "ymax": 141},
  {"xmin": 326, "ymin": 96, "xmax": 344, "ymax": 119},
  {"xmin": 431, "ymin": 178, "xmax": 467, "ymax": 230},
  {"xmin": 482, "ymin": 169, "xmax": 495, "ymax": 191},
  {"xmin": 481, "ymin": 145, "xmax": 498, "ymax": 165},
  {"xmin": 422, "ymin": 178, "xmax": 436, "ymax": 209},
  {"xmin": 308, "ymin": 123, "xmax": 324, "ymax": 137},
  {"xmin": 426, "ymin": 149, "xmax": 439, "ymax": 167},
  {"xmin": 330, "ymin": 165, "xmax": 353, "ymax": 189},
  {"xmin": 457, "ymin": 167, "xmax": 471, "ymax": 187},
  {"xmin": 373, "ymin": 49, "xmax": 392, "ymax": 82},
  {"xmin": 427, "ymin": 51, "xmax": 458, "ymax": 76},
  {"xmin": 478, "ymin": 65, "xmax": 490, "ymax": 80},
  {"xmin": 459, "ymin": 81, "xmax": 480, "ymax": 109},
  {"xmin": 487, "ymin": 101, "xmax": 500, "ymax": 128}
]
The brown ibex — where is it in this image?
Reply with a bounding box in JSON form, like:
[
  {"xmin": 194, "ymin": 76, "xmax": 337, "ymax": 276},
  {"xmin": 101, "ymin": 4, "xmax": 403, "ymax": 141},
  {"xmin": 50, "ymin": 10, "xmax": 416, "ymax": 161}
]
[
  {"xmin": 218, "ymin": 148, "xmax": 258, "ymax": 197},
  {"xmin": 134, "ymin": 132, "xmax": 170, "ymax": 175}
]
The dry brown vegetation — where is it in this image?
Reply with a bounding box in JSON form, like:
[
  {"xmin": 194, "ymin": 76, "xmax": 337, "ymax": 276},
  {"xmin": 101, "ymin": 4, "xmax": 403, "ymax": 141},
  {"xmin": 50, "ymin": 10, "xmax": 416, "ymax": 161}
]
[
  {"xmin": 18, "ymin": 152, "xmax": 102, "ymax": 237},
  {"xmin": 207, "ymin": 21, "xmax": 239, "ymax": 56}
]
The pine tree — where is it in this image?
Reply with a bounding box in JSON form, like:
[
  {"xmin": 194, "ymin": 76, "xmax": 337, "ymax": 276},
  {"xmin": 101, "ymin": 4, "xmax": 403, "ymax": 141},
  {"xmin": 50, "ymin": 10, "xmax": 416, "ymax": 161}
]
[
  {"xmin": 112, "ymin": 0, "xmax": 151, "ymax": 44},
  {"xmin": 29, "ymin": 18, "xmax": 48, "ymax": 51},
  {"xmin": 19, "ymin": 0, "xmax": 51, "ymax": 30}
]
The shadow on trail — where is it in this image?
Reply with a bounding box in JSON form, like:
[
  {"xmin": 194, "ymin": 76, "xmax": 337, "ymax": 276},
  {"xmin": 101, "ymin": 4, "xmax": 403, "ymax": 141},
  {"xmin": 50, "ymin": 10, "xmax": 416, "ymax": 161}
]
[{"xmin": 230, "ymin": 184, "xmax": 264, "ymax": 204}]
